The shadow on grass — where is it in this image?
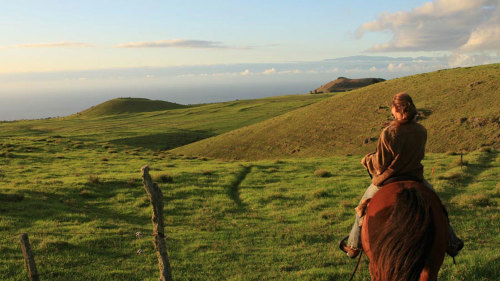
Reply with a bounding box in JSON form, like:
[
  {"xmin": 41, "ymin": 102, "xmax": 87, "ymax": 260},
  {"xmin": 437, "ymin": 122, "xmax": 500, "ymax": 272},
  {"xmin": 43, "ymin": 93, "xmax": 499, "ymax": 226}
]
[
  {"xmin": 109, "ymin": 129, "xmax": 215, "ymax": 151},
  {"xmin": 438, "ymin": 150, "xmax": 498, "ymax": 204},
  {"xmin": 226, "ymin": 165, "xmax": 252, "ymax": 210},
  {"xmin": 0, "ymin": 179, "xmax": 152, "ymax": 231}
]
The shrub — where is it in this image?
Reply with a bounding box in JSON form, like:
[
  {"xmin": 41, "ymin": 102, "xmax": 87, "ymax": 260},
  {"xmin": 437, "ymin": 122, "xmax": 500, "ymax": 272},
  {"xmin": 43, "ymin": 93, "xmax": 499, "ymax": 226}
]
[{"xmin": 314, "ymin": 169, "xmax": 331, "ymax": 177}]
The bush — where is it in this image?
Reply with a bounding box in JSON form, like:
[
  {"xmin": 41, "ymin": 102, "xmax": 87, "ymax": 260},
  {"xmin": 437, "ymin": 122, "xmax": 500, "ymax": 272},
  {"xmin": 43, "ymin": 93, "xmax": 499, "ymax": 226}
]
[{"xmin": 314, "ymin": 169, "xmax": 331, "ymax": 177}]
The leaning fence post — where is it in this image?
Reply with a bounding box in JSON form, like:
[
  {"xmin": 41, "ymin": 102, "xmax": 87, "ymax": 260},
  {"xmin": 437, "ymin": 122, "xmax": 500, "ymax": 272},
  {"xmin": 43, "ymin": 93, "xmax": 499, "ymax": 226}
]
[
  {"xmin": 19, "ymin": 233, "xmax": 40, "ymax": 281},
  {"xmin": 141, "ymin": 165, "xmax": 173, "ymax": 281}
]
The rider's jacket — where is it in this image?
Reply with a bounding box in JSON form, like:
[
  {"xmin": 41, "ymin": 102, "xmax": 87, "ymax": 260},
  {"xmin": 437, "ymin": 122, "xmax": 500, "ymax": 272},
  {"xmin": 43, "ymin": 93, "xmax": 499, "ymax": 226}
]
[{"xmin": 362, "ymin": 119, "xmax": 427, "ymax": 186}]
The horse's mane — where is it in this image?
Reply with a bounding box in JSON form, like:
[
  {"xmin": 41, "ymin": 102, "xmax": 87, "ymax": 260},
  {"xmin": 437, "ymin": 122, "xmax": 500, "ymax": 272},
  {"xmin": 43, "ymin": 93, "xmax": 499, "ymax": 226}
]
[{"xmin": 371, "ymin": 186, "xmax": 435, "ymax": 281}]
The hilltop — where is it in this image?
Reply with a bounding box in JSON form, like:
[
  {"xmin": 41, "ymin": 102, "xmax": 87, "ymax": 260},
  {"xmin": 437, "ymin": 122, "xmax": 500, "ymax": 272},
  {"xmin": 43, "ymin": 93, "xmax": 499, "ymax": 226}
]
[
  {"xmin": 77, "ymin": 97, "xmax": 186, "ymax": 116},
  {"xmin": 314, "ymin": 77, "xmax": 385, "ymax": 93},
  {"xmin": 173, "ymin": 63, "xmax": 500, "ymax": 160}
]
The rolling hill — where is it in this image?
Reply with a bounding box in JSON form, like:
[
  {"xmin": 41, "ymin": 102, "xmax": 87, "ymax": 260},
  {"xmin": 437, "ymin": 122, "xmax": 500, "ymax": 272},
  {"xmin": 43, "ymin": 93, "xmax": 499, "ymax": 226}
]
[
  {"xmin": 76, "ymin": 97, "xmax": 186, "ymax": 116},
  {"xmin": 173, "ymin": 63, "xmax": 500, "ymax": 160}
]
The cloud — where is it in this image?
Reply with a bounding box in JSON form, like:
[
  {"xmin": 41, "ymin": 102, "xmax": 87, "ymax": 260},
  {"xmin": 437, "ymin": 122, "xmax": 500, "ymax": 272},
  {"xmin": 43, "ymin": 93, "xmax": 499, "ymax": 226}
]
[
  {"xmin": 447, "ymin": 52, "xmax": 494, "ymax": 67},
  {"xmin": 116, "ymin": 39, "xmax": 228, "ymax": 49},
  {"xmin": 387, "ymin": 63, "xmax": 404, "ymax": 71},
  {"xmin": 240, "ymin": 69, "xmax": 250, "ymax": 76},
  {"xmin": 356, "ymin": 0, "xmax": 499, "ymax": 53},
  {"xmin": 262, "ymin": 68, "xmax": 276, "ymax": 75},
  {"xmin": 0, "ymin": 42, "xmax": 92, "ymax": 49}
]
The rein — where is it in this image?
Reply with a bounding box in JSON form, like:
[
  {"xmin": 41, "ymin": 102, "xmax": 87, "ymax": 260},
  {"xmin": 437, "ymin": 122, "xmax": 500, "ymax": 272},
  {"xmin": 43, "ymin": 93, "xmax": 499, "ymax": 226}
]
[{"xmin": 348, "ymin": 249, "xmax": 363, "ymax": 281}]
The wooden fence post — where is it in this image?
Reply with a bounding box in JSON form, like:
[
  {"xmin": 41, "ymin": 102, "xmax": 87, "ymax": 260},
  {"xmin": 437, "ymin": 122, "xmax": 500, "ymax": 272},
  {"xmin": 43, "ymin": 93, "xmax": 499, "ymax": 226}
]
[
  {"xmin": 19, "ymin": 233, "xmax": 40, "ymax": 281},
  {"xmin": 141, "ymin": 165, "xmax": 173, "ymax": 281}
]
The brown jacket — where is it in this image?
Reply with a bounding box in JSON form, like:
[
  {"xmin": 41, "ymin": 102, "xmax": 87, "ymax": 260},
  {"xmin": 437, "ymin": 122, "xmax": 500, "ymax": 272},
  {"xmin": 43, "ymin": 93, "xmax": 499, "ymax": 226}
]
[{"xmin": 362, "ymin": 120, "xmax": 427, "ymax": 186}]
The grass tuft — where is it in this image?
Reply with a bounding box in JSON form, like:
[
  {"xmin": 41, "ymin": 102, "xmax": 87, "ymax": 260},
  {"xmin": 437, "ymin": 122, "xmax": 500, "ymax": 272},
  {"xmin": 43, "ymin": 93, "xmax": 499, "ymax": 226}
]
[
  {"xmin": 311, "ymin": 188, "xmax": 330, "ymax": 198},
  {"xmin": 87, "ymin": 175, "xmax": 100, "ymax": 185},
  {"xmin": 314, "ymin": 169, "xmax": 332, "ymax": 177}
]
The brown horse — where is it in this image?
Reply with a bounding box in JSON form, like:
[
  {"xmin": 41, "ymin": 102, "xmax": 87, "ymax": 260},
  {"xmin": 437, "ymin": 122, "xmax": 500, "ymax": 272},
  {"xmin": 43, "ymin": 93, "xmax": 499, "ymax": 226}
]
[{"xmin": 361, "ymin": 181, "xmax": 449, "ymax": 281}]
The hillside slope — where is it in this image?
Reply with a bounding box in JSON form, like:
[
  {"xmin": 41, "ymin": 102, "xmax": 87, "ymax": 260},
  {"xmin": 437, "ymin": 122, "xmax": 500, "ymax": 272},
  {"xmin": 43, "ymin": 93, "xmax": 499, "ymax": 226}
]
[
  {"xmin": 77, "ymin": 97, "xmax": 186, "ymax": 116},
  {"xmin": 173, "ymin": 64, "xmax": 500, "ymax": 160}
]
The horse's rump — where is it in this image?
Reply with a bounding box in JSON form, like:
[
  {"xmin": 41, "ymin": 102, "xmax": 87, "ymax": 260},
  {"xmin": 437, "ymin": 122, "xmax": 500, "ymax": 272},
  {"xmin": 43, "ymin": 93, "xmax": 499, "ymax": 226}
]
[{"xmin": 361, "ymin": 181, "xmax": 449, "ymax": 281}]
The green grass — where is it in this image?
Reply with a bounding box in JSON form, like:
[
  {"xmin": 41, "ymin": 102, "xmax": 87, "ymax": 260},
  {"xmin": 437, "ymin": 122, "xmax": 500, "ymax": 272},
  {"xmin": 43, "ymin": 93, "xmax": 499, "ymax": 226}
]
[
  {"xmin": 0, "ymin": 66, "xmax": 499, "ymax": 280},
  {"xmin": 0, "ymin": 93, "xmax": 334, "ymax": 152},
  {"xmin": 0, "ymin": 136, "xmax": 498, "ymax": 280},
  {"xmin": 174, "ymin": 63, "xmax": 500, "ymax": 160}
]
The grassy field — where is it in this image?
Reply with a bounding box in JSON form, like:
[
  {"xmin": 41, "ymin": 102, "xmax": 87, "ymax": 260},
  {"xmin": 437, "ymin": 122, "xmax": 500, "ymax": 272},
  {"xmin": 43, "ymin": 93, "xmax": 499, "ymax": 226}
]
[
  {"xmin": 0, "ymin": 67, "xmax": 499, "ymax": 280},
  {"xmin": 0, "ymin": 134, "xmax": 498, "ymax": 280}
]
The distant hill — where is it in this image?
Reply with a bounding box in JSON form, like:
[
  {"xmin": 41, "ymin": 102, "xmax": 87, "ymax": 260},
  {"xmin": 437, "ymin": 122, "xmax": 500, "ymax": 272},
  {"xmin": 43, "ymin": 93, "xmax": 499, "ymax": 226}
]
[
  {"xmin": 173, "ymin": 64, "xmax": 500, "ymax": 160},
  {"xmin": 313, "ymin": 77, "xmax": 385, "ymax": 93},
  {"xmin": 77, "ymin": 98, "xmax": 186, "ymax": 116}
]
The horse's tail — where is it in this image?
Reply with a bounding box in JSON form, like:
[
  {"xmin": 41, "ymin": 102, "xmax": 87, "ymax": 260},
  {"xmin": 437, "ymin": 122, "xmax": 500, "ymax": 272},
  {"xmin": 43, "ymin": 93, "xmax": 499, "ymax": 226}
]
[{"xmin": 371, "ymin": 186, "xmax": 435, "ymax": 281}]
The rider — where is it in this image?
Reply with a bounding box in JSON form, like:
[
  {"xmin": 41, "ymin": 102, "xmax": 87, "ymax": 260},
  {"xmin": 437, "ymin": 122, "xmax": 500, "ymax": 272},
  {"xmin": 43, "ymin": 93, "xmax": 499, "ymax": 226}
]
[{"xmin": 339, "ymin": 92, "xmax": 464, "ymax": 259}]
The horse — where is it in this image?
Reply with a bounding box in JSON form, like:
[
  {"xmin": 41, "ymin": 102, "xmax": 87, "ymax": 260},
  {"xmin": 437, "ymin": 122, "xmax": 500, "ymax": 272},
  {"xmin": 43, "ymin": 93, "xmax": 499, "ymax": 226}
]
[{"xmin": 360, "ymin": 181, "xmax": 449, "ymax": 281}]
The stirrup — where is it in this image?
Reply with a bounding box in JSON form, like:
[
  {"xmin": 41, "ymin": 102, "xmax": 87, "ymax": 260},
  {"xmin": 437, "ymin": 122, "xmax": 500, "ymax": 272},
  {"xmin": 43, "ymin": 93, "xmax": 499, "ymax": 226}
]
[
  {"xmin": 339, "ymin": 235, "xmax": 361, "ymax": 258},
  {"xmin": 339, "ymin": 235, "xmax": 350, "ymax": 254}
]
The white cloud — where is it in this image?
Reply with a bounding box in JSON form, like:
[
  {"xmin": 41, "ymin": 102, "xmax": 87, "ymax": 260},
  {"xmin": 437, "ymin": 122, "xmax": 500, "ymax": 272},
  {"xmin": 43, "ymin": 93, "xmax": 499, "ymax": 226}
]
[
  {"xmin": 116, "ymin": 39, "xmax": 227, "ymax": 49},
  {"xmin": 447, "ymin": 52, "xmax": 494, "ymax": 67},
  {"xmin": 356, "ymin": 0, "xmax": 499, "ymax": 54},
  {"xmin": 387, "ymin": 63, "xmax": 405, "ymax": 71},
  {"xmin": 240, "ymin": 69, "xmax": 250, "ymax": 76},
  {"xmin": 0, "ymin": 42, "xmax": 92, "ymax": 49},
  {"xmin": 262, "ymin": 68, "xmax": 276, "ymax": 75}
]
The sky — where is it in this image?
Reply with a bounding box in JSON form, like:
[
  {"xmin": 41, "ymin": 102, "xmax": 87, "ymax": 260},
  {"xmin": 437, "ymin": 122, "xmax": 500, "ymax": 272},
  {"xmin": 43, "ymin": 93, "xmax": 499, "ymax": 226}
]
[{"xmin": 1, "ymin": 0, "xmax": 499, "ymax": 120}]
